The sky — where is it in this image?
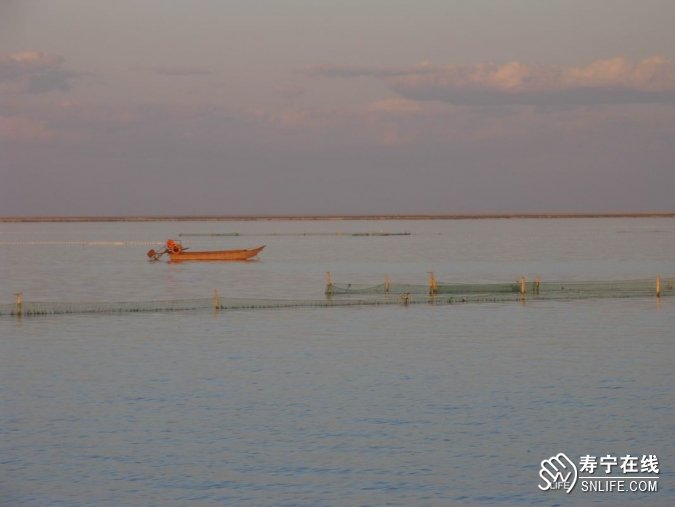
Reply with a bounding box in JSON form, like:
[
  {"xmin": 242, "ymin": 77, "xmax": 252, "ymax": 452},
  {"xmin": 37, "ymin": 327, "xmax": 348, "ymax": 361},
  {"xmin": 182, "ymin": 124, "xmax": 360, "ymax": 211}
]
[{"xmin": 2, "ymin": 0, "xmax": 675, "ymax": 216}]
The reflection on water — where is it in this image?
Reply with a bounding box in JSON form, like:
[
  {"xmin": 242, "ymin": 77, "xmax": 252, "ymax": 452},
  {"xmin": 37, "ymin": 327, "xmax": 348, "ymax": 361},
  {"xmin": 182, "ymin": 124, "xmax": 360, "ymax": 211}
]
[{"xmin": 1, "ymin": 219, "xmax": 674, "ymax": 506}]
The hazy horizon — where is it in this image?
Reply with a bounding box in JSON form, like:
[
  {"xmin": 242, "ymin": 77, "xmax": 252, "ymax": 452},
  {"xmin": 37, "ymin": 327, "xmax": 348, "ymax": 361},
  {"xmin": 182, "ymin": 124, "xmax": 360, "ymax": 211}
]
[
  {"xmin": 2, "ymin": 1, "xmax": 675, "ymax": 216},
  {"xmin": 3, "ymin": 212, "xmax": 675, "ymax": 223}
]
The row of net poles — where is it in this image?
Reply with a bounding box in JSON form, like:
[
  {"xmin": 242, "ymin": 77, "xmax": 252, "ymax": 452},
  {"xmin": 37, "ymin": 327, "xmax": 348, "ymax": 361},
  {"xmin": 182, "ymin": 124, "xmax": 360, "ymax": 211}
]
[
  {"xmin": 324, "ymin": 274, "xmax": 664, "ymax": 301},
  {"xmin": 4, "ymin": 277, "xmax": 667, "ymax": 318}
]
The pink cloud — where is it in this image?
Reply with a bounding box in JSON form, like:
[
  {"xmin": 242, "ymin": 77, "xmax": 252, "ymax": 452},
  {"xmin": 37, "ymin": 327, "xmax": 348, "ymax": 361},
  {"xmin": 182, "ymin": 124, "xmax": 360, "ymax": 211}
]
[
  {"xmin": 309, "ymin": 57, "xmax": 675, "ymax": 106},
  {"xmin": 0, "ymin": 115, "xmax": 51, "ymax": 141},
  {"xmin": 367, "ymin": 98, "xmax": 422, "ymax": 114},
  {"xmin": 0, "ymin": 51, "xmax": 78, "ymax": 93},
  {"xmin": 8, "ymin": 51, "xmax": 61, "ymax": 64}
]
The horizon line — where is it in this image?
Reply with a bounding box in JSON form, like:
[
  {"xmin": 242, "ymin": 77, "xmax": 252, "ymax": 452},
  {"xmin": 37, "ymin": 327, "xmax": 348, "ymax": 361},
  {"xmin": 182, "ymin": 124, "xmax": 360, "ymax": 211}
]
[{"xmin": 2, "ymin": 212, "xmax": 675, "ymax": 223}]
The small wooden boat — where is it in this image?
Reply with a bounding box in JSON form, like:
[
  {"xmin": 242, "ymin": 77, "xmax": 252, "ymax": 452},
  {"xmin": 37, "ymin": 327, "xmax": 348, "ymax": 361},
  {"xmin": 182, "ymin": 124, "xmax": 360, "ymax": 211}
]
[
  {"xmin": 148, "ymin": 240, "xmax": 264, "ymax": 262},
  {"xmin": 170, "ymin": 245, "xmax": 265, "ymax": 261}
]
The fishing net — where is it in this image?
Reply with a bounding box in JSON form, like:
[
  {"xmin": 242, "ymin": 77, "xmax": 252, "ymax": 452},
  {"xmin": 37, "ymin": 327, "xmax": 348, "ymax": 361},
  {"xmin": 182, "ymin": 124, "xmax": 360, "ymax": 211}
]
[
  {"xmin": 1, "ymin": 277, "xmax": 672, "ymax": 317},
  {"xmin": 328, "ymin": 278, "xmax": 674, "ymax": 298},
  {"xmin": 0, "ymin": 295, "xmax": 441, "ymax": 317},
  {"xmin": 328, "ymin": 281, "xmax": 523, "ymax": 295},
  {"xmin": 0, "ymin": 298, "xmax": 213, "ymax": 316}
]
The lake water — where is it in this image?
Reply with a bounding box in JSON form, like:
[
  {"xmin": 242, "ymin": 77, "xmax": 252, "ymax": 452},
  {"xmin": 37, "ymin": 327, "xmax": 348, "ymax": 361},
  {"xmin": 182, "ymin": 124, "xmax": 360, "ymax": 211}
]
[{"xmin": 1, "ymin": 218, "xmax": 674, "ymax": 506}]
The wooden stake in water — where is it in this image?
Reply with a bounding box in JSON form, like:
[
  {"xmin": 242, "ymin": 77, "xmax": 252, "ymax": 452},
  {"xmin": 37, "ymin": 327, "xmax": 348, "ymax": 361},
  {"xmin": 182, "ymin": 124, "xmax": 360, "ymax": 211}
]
[
  {"xmin": 14, "ymin": 292, "xmax": 23, "ymax": 316},
  {"xmin": 428, "ymin": 272, "xmax": 437, "ymax": 296},
  {"xmin": 656, "ymin": 276, "xmax": 661, "ymax": 298},
  {"xmin": 325, "ymin": 272, "xmax": 333, "ymax": 295},
  {"xmin": 520, "ymin": 277, "xmax": 526, "ymax": 300},
  {"xmin": 384, "ymin": 275, "xmax": 390, "ymax": 294},
  {"xmin": 213, "ymin": 288, "xmax": 220, "ymax": 310}
]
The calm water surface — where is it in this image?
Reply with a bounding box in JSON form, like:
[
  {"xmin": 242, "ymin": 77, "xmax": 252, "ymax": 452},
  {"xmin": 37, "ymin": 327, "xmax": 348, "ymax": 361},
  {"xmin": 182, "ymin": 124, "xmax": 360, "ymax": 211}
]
[{"xmin": 1, "ymin": 219, "xmax": 674, "ymax": 506}]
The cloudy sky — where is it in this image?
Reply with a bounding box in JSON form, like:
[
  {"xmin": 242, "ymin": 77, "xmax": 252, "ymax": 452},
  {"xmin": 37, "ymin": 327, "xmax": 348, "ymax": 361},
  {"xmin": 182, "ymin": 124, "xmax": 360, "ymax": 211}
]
[{"xmin": 2, "ymin": 0, "xmax": 675, "ymax": 216}]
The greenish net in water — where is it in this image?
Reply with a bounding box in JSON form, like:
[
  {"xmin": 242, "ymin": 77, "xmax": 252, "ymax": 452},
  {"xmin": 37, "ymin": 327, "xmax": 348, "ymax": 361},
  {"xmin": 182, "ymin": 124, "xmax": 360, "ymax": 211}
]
[
  {"xmin": 0, "ymin": 295, "xmax": 449, "ymax": 316},
  {"xmin": 1, "ymin": 277, "xmax": 672, "ymax": 317},
  {"xmin": 0, "ymin": 298, "xmax": 213, "ymax": 316},
  {"xmin": 328, "ymin": 278, "xmax": 675, "ymax": 298},
  {"xmin": 328, "ymin": 281, "xmax": 522, "ymax": 295}
]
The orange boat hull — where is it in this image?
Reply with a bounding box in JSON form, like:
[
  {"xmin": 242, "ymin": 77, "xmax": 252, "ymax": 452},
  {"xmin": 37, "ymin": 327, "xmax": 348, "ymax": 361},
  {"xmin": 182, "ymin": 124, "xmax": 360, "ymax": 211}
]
[{"xmin": 169, "ymin": 245, "xmax": 265, "ymax": 262}]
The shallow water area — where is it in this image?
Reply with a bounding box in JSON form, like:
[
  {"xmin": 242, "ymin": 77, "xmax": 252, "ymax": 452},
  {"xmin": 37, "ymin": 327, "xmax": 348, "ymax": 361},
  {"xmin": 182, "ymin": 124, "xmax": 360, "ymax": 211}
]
[{"xmin": 1, "ymin": 218, "xmax": 674, "ymax": 506}]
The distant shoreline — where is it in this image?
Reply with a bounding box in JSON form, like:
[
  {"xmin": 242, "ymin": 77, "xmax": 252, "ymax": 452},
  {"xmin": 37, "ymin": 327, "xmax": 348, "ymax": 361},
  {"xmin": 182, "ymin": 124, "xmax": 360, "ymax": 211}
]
[{"xmin": 1, "ymin": 213, "xmax": 675, "ymax": 223}]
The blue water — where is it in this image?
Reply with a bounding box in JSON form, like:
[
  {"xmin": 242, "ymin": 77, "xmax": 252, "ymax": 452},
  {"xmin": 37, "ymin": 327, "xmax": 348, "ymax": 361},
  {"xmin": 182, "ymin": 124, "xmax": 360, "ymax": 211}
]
[{"xmin": 1, "ymin": 219, "xmax": 674, "ymax": 506}]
